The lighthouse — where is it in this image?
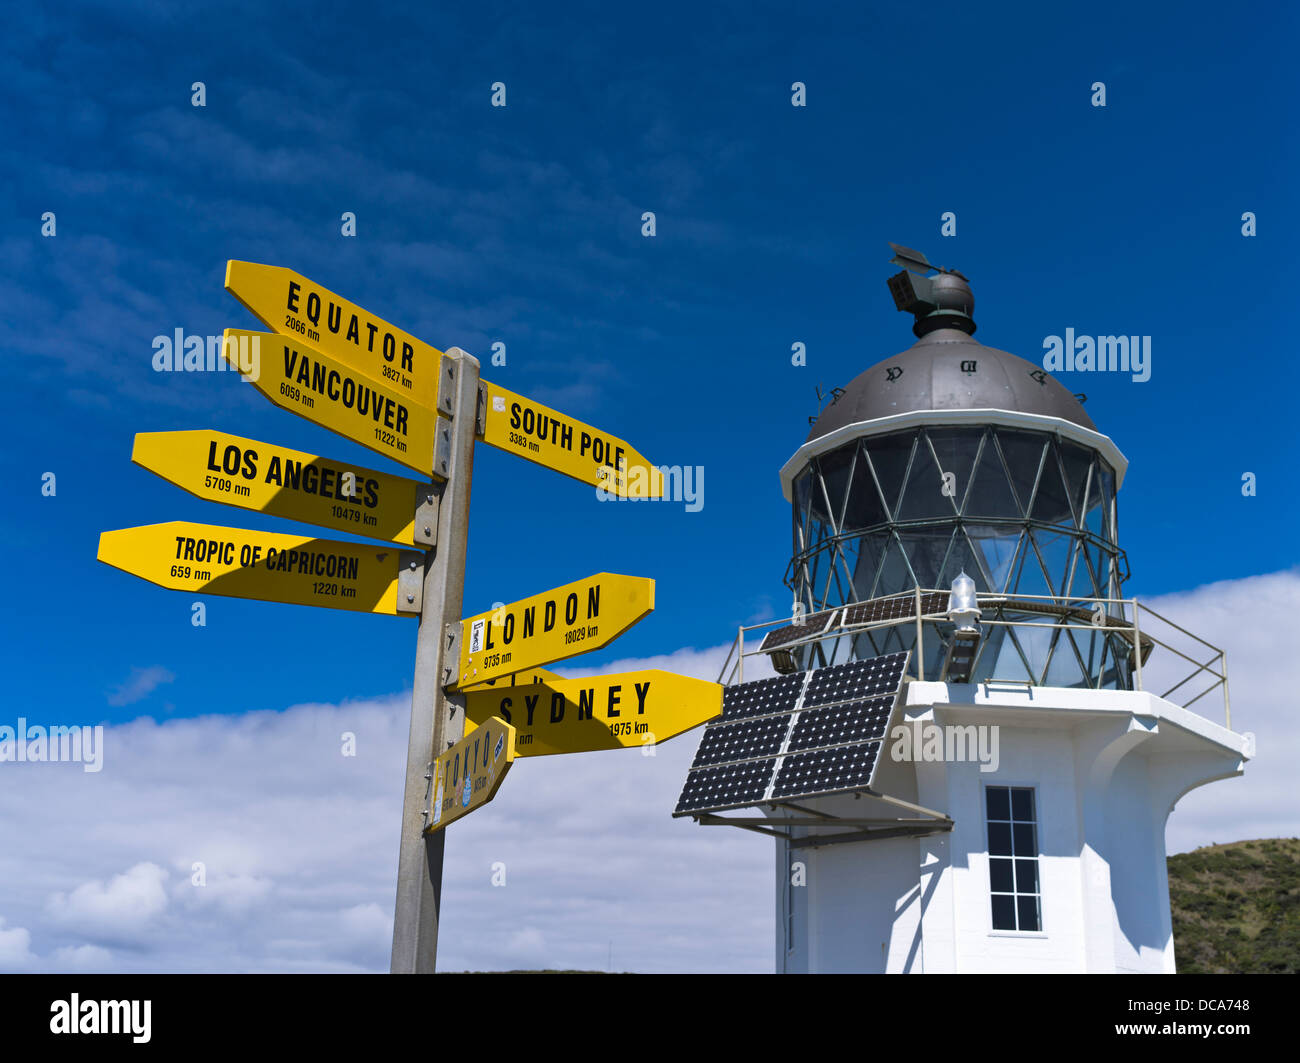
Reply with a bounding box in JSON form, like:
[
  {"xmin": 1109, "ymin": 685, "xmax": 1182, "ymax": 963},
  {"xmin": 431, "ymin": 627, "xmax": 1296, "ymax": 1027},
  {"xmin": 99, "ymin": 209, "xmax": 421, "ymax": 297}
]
[{"xmin": 676, "ymin": 245, "xmax": 1253, "ymax": 973}]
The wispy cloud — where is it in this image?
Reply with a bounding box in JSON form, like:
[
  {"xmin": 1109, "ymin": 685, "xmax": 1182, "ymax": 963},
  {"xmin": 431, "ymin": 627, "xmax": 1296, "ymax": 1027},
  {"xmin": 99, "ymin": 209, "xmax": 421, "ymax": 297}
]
[{"xmin": 107, "ymin": 665, "xmax": 175, "ymax": 707}]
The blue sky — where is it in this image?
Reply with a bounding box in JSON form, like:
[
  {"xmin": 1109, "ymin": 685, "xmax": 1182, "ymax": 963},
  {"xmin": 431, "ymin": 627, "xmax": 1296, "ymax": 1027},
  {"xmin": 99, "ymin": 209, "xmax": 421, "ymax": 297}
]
[
  {"xmin": 4, "ymin": 1, "xmax": 1294, "ymax": 728},
  {"xmin": 0, "ymin": 2, "xmax": 1296, "ymax": 972}
]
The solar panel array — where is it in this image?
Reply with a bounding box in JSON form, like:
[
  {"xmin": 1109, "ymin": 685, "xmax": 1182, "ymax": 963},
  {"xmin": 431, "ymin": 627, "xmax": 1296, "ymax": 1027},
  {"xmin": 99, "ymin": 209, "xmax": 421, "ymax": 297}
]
[
  {"xmin": 674, "ymin": 650, "xmax": 910, "ymax": 816},
  {"xmin": 840, "ymin": 592, "xmax": 948, "ymax": 628},
  {"xmin": 757, "ymin": 593, "xmax": 949, "ymax": 657}
]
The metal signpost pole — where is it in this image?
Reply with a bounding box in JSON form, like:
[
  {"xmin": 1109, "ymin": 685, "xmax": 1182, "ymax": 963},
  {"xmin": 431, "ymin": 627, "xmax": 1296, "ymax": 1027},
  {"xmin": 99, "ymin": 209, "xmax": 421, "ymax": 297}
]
[{"xmin": 390, "ymin": 347, "xmax": 481, "ymax": 974}]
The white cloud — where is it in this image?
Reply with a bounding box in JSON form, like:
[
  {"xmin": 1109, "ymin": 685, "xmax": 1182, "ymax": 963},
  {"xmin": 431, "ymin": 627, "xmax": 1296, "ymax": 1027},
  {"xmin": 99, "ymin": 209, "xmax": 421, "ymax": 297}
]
[
  {"xmin": 46, "ymin": 862, "xmax": 169, "ymax": 940},
  {"xmin": 106, "ymin": 665, "xmax": 175, "ymax": 707},
  {"xmin": 0, "ymin": 570, "xmax": 1293, "ymax": 972},
  {"xmin": 1150, "ymin": 569, "xmax": 1300, "ymax": 853},
  {"xmin": 0, "ymin": 918, "xmax": 36, "ymax": 969}
]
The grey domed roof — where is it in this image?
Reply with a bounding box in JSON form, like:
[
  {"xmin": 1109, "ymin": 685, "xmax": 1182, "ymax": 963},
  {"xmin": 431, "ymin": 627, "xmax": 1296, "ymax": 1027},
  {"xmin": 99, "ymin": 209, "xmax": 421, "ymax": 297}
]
[{"xmin": 806, "ymin": 327, "xmax": 1097, "ymax": 442}]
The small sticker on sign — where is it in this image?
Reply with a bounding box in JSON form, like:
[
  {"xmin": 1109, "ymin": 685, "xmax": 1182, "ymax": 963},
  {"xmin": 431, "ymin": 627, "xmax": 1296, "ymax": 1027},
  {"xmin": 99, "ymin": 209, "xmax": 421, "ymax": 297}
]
[
  {"xmin": 469, "ymin": 618, "xmax": 486, "ymax": 654},
  {"xmin": 494, "ymin": 733, "xmax": 505, "ymax": 761},
  {"xmin": 492, "ymin": 396, "xmax": 506, "ymax": 412}
]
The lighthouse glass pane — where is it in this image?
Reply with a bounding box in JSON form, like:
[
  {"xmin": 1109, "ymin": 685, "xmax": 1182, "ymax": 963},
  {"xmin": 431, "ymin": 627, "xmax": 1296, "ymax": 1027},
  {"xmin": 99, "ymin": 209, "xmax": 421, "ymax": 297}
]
[
  {"xmin": 925, "ymin": 427, "xmax": 981, "ymax": 512},
  {"xmin": 843, "ymin": 441, "xmax": 889, "ymax": 531},
  {"xmin": 898, "ymin": 440, "xmax": 951, "ymax": 521},
  {"xmin": 1060, "ymin": 443, "xmax": 1093, "ymax": 525},
  {"xmin": 996, "ymin": 431, "xmax": 1046, "ymax": 515},
  {"xmin": 964, "ymin": 441, "xmax": 1020, "ymax": 518},
  {"xmin": 864, "ymin": 433, "xmax": 914, "ymax": 519}
]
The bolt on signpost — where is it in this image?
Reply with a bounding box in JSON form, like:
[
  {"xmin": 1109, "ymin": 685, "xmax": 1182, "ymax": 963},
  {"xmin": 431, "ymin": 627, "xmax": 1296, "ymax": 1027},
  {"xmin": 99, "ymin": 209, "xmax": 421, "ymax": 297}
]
[{"xmin": 98, "ymin": 260, "xmax": 723, "ymax": 976}]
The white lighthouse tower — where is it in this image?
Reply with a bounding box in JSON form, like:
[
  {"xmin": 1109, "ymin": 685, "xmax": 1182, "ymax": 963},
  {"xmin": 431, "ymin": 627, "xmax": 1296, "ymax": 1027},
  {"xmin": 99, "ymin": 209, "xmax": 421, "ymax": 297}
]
[{"xmin": 676, "ymin": 245, "xmax": 1253, "ymax": 974}]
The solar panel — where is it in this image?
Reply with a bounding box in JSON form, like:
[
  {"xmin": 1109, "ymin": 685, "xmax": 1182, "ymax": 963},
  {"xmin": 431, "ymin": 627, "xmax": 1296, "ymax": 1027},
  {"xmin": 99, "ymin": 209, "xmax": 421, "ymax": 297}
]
[
  {"xmin": 772, "ymin": 742, "xmax": 879, "ymax": 799},
  {"xmin": 758, "ymin": 595, "xmax": 947, "ymax": 673},
  {"xmin": 691, "ymin": 714, "xmax": 791, "ymax": 767},
  {"xmin": 803, "ymin": 654, "xmax": 909, "ymax": 707},
  {"xmin": 673, "ymin": 650, "xmax": 910, "ymax": 816},
  {"xmin": 675, "ymin": 759, "xmax": 773, "ymax": 813},
  {"xmin": 720, "ymin": 671, "xmax": 805, "ymax": 721},
  {"xmin": 757, "ymin": 609, "xmax": 837, "ymax": 653},
  {"xmin": 839, "ymin": 592, "xmax": 948, "ymax": 628},
  {"xmin": 786, "ymin": 696, "xmax": 894, "ymax": 752}
]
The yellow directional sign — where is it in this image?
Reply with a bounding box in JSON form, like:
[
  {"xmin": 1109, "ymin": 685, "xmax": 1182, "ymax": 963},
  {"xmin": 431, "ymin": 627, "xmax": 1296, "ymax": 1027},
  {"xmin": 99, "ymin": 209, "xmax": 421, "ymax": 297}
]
[
  {"xmin": 464, "ymin": 669, "xmax": 722, "ymax": 756},
  {"xmin": 447, "ymin": 573, "xmax": 655, "ymax": 691},
  {"xmin": 224, "ymin": 260, "xmax": 448, "ymax": 414},
  {"xmin": 223, "ymin": 329, "xmax": 445, "ymax": 479},
  {"xmin": 479, "ymin": 380, "xmax": 663, "ymax": 496},
  {"xmin": 97, "ymin": 521, "xmax": 420, "ymax": 616},
  {"xmin": 459, "ymin": 666, "xmax": 565, "ymax": 692},
  {"xmin": 427, "ymin": 716, "xmax": 516, "ymax": 833},
  {"xmin": 132, "ymin": 430, "xmax": 426, "ymax": 546}
]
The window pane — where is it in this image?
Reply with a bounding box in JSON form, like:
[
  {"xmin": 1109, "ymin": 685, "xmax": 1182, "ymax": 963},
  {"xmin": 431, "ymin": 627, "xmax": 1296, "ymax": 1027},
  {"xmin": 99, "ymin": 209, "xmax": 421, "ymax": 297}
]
[
  {"xmin": 991, "ymin": 894, "xmax": 1017, "ymax": 931},
  {"xmin": 1015, "ymin": 858, "xmax": 1039, "ymax": 894},
  {"xmin": 988, "ymin": 822, "xmax": 1012, "ymax": 856},
  {"xmin": 965, "ymin": 440, "xmax": 1020, "ymax": 519},
  {"xmin": 1012, "ymin": 822, "xmax": 1037, "ymax": 856},
  {"xmin": 1017, "ymin": 895, "xmax": 1041, "ymax": 932},
  {"xmin": 990, "ymin": 858, "xmax": 1015, "ymax": 893},
  {"xmin": 898, "ymin": 437, "xmax": 952, "ymax": 521},
  {"xmin": 986, "ymin": 786, "xmax": 1010, "ymax": 820},
  {"xmin": 816, "ymin": 446, "xmax": 855, "ymax": 529},
  {"xmin": 864, "ymin": 433, "xmax": 915, "ymax": 520},
  {"xmin": 995, "ymin": 430, "xmax": 1047, "ymax": 515},
  {"xmin": 925, "ymin": 428, "xmax": 982, "ymax": 513},
  {"xmin": 843, "ymin": 441, "xmax": 889, "ymax": 531},
  {"xmin": 1031, "ymin": 448, "xmax": 1073, "ymax": 526},
  {"xmin": 1010, "ymin": 788, "xmax": 1034, "ymax": 822}
]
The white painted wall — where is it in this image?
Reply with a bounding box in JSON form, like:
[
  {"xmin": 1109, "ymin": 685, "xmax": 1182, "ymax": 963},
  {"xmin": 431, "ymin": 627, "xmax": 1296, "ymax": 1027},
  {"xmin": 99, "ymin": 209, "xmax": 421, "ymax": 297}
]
[{"xmin": 774, "ymin": 683, "xmax": 1250, "ymax": 973}]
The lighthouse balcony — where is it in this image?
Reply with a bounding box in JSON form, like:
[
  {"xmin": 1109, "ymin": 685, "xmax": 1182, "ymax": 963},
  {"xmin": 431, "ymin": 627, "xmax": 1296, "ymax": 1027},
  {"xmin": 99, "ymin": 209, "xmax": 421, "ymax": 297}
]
[{"xmin": 722, "ymin": 590, "xmax": 1232, "ymax": 730}]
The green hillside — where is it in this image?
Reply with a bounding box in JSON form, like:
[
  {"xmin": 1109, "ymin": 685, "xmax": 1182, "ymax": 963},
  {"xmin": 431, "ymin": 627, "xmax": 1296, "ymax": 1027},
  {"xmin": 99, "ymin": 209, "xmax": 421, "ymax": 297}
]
[{"xmin": 1170, "ymin": 837, "xmax": 1300, "ymax": 974}]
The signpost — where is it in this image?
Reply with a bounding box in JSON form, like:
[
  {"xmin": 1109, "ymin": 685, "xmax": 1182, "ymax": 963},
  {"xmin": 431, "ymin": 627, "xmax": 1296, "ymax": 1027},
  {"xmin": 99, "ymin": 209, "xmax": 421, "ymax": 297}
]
[
  {"xmin": 427, "ymin": 716, "xmax": 516, "ymax": 832},
  {"xmin": 224, "ymin": 260, "xmax": 451, "ymax": 414},
  {"xmin": 444, "ymin": 573, "xmax": 655, "ymax": 691},
  {"xmin": 478, "ymin": 380, "xmax": 663, "ymax": 496},
  {"xmin": 222, "ymin": 329, "xmax": 452, "ymax": 479},
  {"xmin": 96, "ymin": 259, "xmax": 698, "ymax": 977},
  {"xmin": 96, "ymin": 520, "xmax": 423, "ymax": 616},
  {"xmin": 464, "ymin": 669, "xmax": 722, "ymax": 756},
  {"xmin": 132, "ymin": 430, "xmax": 431, "ymax": 546}
]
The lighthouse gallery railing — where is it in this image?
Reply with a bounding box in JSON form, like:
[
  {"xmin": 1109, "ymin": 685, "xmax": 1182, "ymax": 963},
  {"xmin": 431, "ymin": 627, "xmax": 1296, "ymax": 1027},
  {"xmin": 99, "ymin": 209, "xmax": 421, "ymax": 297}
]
[{"xmin": 717, "ymin": 590, "xmax": 1233, "ymax": 730}]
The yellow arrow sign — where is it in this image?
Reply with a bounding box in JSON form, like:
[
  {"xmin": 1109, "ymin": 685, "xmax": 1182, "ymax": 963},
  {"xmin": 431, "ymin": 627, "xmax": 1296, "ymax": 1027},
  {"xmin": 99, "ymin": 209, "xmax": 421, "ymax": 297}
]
[
  {"xmin": 427, "ymin": 716, "xmax": 516, "ymax": 833},
  {"xmin": 223, "ymin": 329, "xmax": 446, "ymax": 479},
  {"xmin": 97, "ymin": 521, "xmax": 420, "ymax": 616},
  {"xmin": 224, "ymin": 260, "xmax": 449, "ymax": 414},
  {"xmin": 447, "ymin": 573, "xmax": 655, "ymax": 691},
  {"xmin": 479, "ymin": 380, "xmax": 663, "ymax": 496},
  {"xmin": 464, "ymin": 669, "xmax": 721, "ymax": 756},
  {"xmin": 132, "ymin": 430, "xmax": 428, "ymax": 546}
]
